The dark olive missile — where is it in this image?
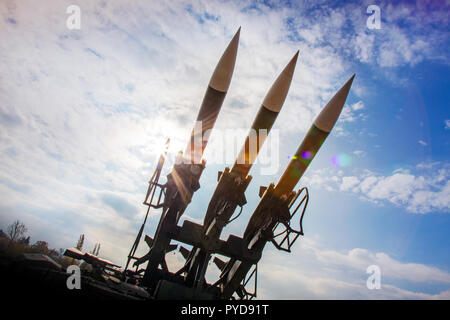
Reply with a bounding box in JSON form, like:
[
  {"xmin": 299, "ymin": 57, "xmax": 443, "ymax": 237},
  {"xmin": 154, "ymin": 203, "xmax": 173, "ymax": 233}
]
[
  {"xmin": 220, "ymin": 74, "xmax": 355, "ymax": 299},
  {"xmin": 184, "ymin": 28, "xmax": 241, "ymax": 164}
]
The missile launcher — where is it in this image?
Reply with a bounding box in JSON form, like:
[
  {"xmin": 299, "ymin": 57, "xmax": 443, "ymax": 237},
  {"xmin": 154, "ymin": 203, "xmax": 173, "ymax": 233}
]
[{"xmin": 120, "ymin": 29, "xmax": 355, "ymax": 300}]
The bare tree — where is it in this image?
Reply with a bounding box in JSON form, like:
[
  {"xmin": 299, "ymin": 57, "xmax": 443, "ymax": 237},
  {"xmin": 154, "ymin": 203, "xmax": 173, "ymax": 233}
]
[{"xmin": 7, "ymin": 220, "xmax": 28, "ymax": 242}]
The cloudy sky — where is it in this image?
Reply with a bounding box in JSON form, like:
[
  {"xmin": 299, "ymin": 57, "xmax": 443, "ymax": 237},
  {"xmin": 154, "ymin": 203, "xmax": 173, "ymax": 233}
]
[{"xmin": 0, "ymin": 0, "xmax": 449, "ymax": 299}]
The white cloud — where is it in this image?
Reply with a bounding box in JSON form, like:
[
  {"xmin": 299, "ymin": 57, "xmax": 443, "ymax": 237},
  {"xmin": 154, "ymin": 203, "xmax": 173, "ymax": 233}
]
[
  {"xmin": 340, "ymin": 176, "xmax": 360, "ymax": 192},
  {"xmin": 359, "ymin": 175, "xmax": 378, "ymax": 193},
  {"xmin": 445, "ymin": 119, "xmax": 450, "ymax": 130},
  {"xmin": 353, "ymin": 32, "xmax": 374, "ymax": 63},
  {"xmin": 315, "ymin": 248, "xmax": 450, "ymax": 284},
  {"xmin": 418, "ymin": 140, "xmax": 427, "ymax": 146},
  {"xmin": 303, "ymin": 163, "xmax": 450, "ymax": 214},
  {"xmin": 362, "ymin": 171, "xmax": 450, "ymax": 213},
  {"xmin": 353, "ymin": 150, "xmax": 366, "ymax": 157},
  {"xmin": 257, "ymin": 239, "xmax": 450, "ymax": 299},
  {"xmin": 340, "ymin": 105, "xmax": 357, "ymax": 122},
  {"xmin": 351, "ymin": 101, "xmax": 364, "ymax": 111}
]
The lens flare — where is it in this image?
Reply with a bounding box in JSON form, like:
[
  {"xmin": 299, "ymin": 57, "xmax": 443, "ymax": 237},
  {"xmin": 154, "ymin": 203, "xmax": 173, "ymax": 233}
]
[
  {"xmin": 301, "ymin": 151, "xmax": 312, "ymax": 159},
  {"xmin": 331, "ymin": 153, "xmax": 351, "ymax": 167}
]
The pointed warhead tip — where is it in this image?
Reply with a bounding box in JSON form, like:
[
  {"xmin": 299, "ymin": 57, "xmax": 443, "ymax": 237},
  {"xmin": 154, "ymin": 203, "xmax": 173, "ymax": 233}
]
[
  {"xmin": 262, "ymin": 51, "xmax": 300, "ymax": 112},
  {"xmin": 209, "ymin": 29, "xmax": 241, "ymax": 93},
  {"xmin": 314, "ymin": 74, "xmax": 356, "ymax": 133},
  {"xmin": 342, "ymin": 73, "xmax": 356, "ymax": 93},
  {"xmin": 230, "ymin": 26, "xmax": 241, "ymax": 43},
  {"xmin": 347, "ymin": 73, "xmax": 355, "ymax": 86},
  {"xmin": 286, "ymin": 50, "xmax": 299, "ymax": 69}
]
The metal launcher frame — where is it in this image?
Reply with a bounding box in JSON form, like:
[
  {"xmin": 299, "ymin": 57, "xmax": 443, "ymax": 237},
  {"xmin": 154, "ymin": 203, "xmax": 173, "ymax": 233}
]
[
  {"xmin": 124, "ymin": 144, "xmax": 310, "ymax": 300},
  {"xmin": 271, "ymin": 187, "xmax": 309, "ymax": 253},
  {"xmin": 120, "ymin": 30, "xmax": 354, "ymax": 301}
]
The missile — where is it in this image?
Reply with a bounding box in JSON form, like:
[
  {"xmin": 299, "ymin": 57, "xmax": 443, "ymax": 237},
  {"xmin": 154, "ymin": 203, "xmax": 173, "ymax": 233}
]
[
  {"xmin": 220, "ymin": 74, "xmax": 355, "ymax": 299},
  {"xmin": 274, "ymin": 74, "xmax": 356, "ymax": 198},
  {"xmin": 185, "ymin": 27, "xmax": 241, "ymax": 164},
  {"xmin": 244, "ymin": 74, "xmax": 355, "ymax": 238},
  {"xmin": 171, "ymin": 27, "xmax": 240, "ymax": 207},
  {"xmin": 182, "ymin": 52, "xmax": 299, "ymax": 287},
  {"xmin": 142, "ymin": 29, "xmax": 241, "ymax": 288},
  {"xmin": 204, "ymin": 50, "xmax": 299, "ymax": 226},
  {"xmin": 229, "ymin": 50, "xmax": 300, "ymax": 179}
]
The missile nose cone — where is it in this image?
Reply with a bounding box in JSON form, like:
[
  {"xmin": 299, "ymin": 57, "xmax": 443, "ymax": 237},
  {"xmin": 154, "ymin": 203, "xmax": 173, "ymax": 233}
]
[
  {"xmin": 314, "ymin": 74, "xmax": 355, "ymax": 133},
  {"xmin": 262, "ymin": 50, "xmax": 299, "ymax": 112},
  {"xmin": 209, "ymin": 27, "xmax": 241, "ymax": 93}
]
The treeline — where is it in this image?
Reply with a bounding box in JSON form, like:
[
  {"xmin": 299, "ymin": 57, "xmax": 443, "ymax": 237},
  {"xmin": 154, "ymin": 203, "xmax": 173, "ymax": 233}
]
[{"xmin": 0, "ymin": 220, "xmax": 97, "ymax": 270}]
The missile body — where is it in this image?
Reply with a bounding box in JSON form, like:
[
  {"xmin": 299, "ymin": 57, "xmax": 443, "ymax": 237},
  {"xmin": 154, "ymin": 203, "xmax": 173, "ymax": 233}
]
[
  {"xmin": 182, "ymin": 53, "xmax": 299, "ymax": 288},
  {"xmin": 229, "ymin": 51, "xmax": 300, "ymax": 180},
  {"xmin": 274, "ymin": 74, "xmax": 356, "ymax": 198},
  {"xmin": 142, "ymin": 29, "xmax": 240, "ymax": 289},
  {"xmin": 185, "ymin": 28, "xmax": 241, "ymax": 164},
  {"xmin": 219, "ymin": 75, "xmax": 355, "ymax": 299},
  {"xmin": 205, "ymin": 51, "xmax": 299, "ymax": 227}
]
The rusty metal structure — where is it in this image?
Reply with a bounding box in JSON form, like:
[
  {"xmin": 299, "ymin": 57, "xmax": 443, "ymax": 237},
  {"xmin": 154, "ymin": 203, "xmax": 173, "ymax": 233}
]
[{"xmin": 118, "ymin": 28, "xmax": 356, "ymax": 300}]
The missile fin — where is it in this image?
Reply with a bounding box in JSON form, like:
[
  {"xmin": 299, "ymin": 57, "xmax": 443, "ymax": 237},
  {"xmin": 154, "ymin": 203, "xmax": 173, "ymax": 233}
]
[
  {"xmin": 213, "ymin": 256, "xmax": 227, "ymax": 271},
  {"xmin": 259, "ymin": 186, "xmax": 267, "ymax": 197},
  {"xmin": 144, "ymin": 235, "xmax": 154, "ymax": 248},
  {"xmin": 179, "ymin": 246, "xmax": 191, "ymax": 260},
  {"xmin": 167, "ymin": 244, "xmax": 178, "ymax": 253}
]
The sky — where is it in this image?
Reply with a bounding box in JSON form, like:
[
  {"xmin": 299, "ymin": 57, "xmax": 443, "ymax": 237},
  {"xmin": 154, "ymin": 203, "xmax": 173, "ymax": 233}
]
[{"xmin": 0, "ymin": 0, "xmax": 449, "ymax": 299}]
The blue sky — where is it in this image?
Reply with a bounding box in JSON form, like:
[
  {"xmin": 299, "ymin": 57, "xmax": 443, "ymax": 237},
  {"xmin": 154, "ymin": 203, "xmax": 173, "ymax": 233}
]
[{"xmin": 0, "ymin": 0, "xmax": 449, "ymax": 299}]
